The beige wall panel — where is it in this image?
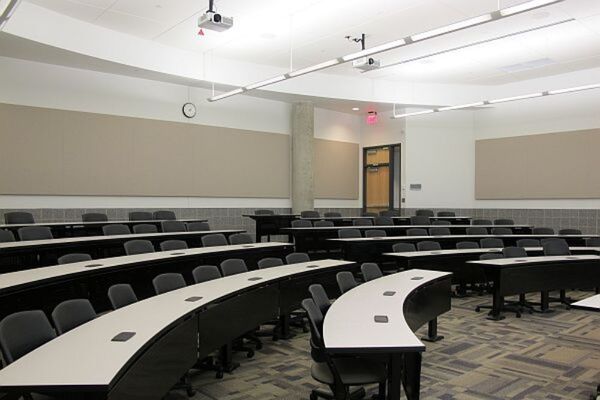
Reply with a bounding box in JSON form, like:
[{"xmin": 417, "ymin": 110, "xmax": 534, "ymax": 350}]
[
  {"xmin": 476, "ymin": 129, "xmax": 600, "ymax": 199},
  {"xmin": 314, "ymin": 139, "xmax": 359, "ymax": 199}
]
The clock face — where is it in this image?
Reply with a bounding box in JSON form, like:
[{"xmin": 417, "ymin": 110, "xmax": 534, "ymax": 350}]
[{"xmin": 182, "ymin": 102, "xmax": 196, "ymax": 118}]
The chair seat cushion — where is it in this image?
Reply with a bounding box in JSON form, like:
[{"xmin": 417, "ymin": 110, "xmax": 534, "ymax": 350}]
[{"xmin": 311, "ymin": 357, "xmax": 386, "ymax": 385}]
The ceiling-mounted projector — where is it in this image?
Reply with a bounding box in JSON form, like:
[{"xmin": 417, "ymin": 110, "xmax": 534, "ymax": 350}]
[
  {"xmin": 352, "ymin": 57, "xmax": 381, "ymax": 71},
  {"xmin": 198, "ymin": 0, "xmax": 233, "ymax": 32}
]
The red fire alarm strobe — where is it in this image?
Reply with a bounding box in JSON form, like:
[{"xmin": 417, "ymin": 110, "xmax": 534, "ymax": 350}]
[{"xmin": 367, "ymin": 111, "xmax": 378, "ymax": 125}]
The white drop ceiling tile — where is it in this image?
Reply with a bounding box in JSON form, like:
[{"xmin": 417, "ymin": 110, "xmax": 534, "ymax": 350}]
[
  {"xmin": 26, "ymin": 0, "xmax": 106, "ymax": 22},
  {"xmin": 95, "ymin": 10, "xmax": 168, "ymax": 39},
  {"xmin": 69, "ymin": 0, "xmax": 114, "ymax": 7},
  {"xmin": 556, "ymin": 0, "xmax": 600, "ymax": 19},
  {"xmin": 110, "ymin": 0, "xmax": 201, "ymax": 25}
]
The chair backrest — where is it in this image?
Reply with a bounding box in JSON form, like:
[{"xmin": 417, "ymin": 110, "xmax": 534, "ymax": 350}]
[
  {"xmin": 286, "ymin": 252, "xmax": 310, "ymax": 264},
  {"xmin": 107, "ymin": 284, "xmax": 138, "ymax": 310},
  {"xmin": 375, "ymin": 216, "xmax": 393, "ymax": 226},
  {"xmin": 338, "ymin": 229, "xmax": 361, "ymax": 239},
  {"xmin": 314, "ymin": 220, "xmax": 334, "ymax": 227},
  {"xmin": 228, "ymin": 233, "xmax": 254, "ymax": 245},
  {"xmin": 533, "ymin": 227, "xmax": 554, "ymax": 235},
  {"xmin": 52, "ymin": 299, "xmax": 97, "ymax": 335},
  {"xmin": 379, "ymin": 210, "xmax": 399, "ymax": 217},
  {"xmin": 301, "ymin": 211, "xmax": 320, "ymax": 218},
  {"xmin": 102, "ymin": 224, "xmax": 131, "ymax": 236},
  {"xmin": 308, "ymin": 284, "xmax": 331, "ymax": 316},
  {"xmin": 255, "ymin": 209, "xmax": 275, "ymax": 215},
  {"xmin": 133, "ymin": 224, "xmax": 158, "ymax": 234},
  {"xmin": 494, "ymin": 219, "xmax": 514, "ymax": 225},
  {"xmin": 586, "ymin": 237, "xmax": 600, "ymax": 247},
  {"xmin": 516, "ymin": 238, "xmax": 541, "ymax": 247},
  {"xmin": 124, "ymin": 239, "xmax": 155, "ymax": 255},
  {"xmin": 302, "ymin": 298, "xmax": 324, "ymax": 347},
  {"xmin": 454, "ymin": 241, "xmax": 478, "ymax": 250},
  {"xmin": 410, "ymin": 216, "xmax": 430, "ymax": 225},
  {"xmin": 542, "ymin": 239, "xmax": 570, "ymax": 256},
  {"xmin": 153, "ymin": 273, "xmax": 186, "ymax": 295},
  {"xmin": 480, "ymin": 238, "xmax": 504, "ymax": 248},
  {"xmin": 558, "ymin": 228, "xmax": 581, "ymax": 235},
  {"xmin": 472, "ymin": 219, "xmax": 492, "ymax": 225},
  {"xmin": 480, "ymin": 253, "xmax": 503, "ymax": 260},
  {"xmin": 128, "ymin": 211, "xmax": 153, "ymax": 221},
  {"xmin": 502, "ymin": 246, "xmax": 527, "ymax": 258},
  {"xmin": 257, "ymin": 257, "xmax": 284, "ymax": 269},
  {"xmin": 186, "ymin": 222, "xmax": 211, "ymax": 231},
  {"xmin": 192, "ymin": 265, "xmax": 222, "ymax": 283},
  {"xmin": 392, "ymin": 242, "xmax": 416, "ymax": 252},
  {"xmin": 161, "ymin": 220, "xmax": 186, "ymax": 233},
  {"xmin": 201, "ymin": 233, "xmax": 228, "ymax": 247},
  {"xmin": 417, "ymin": 241, "xmax": 441, "ymax": 251},
  {"xmin": 491, "ymin": 227, "xmax": 512, "ymax": 235},
  {"xmin": 352, "ymin": 218, "xmax": 373, "ymax": 226},
  {"xmin": 0, "ymin": 310, "xmax": 56, "ymax": 364},
  {"xmin": 429, "ymin": 227, "xmax": 450, "ymax": 236},
  {"xmin": 466, "ymin": 227, "xmax": 488, "ymax": 235},
  {"xmin": 17, "ymin": 226, "xmax": 53, "ymax": 241},
  {"xmin": 81, "ymin": 213, "xmax": 108, "ymax": 222},
  {"xmin": 437, "ymin": 211, "xmax": 455, "ymax": 217},
  {"xmin": 4, "ymin": 212, "xmax": 35, "ymax": 224},
  {"xmin": 365, "ymin": 229, "xmax": 386, "ymax": 238},
  {"xmin": 152, "ymin": 210, "xmax": 176, "ymax": 220},
  {"xmin": 0, "ymin": 229, "xmax": 15, "ymax": 243},
  {"xmin": 291, "ymin": 219, "xmax": 312, "ymax": 228},
  {"xmin": 407, "ymin": 228, "xmax": 428, "ymax": 236},
  {"xmin": 159, "ymin": 240, "xmax": 188, "ymax": 251},
  {"xmin": 57, "ymin": 253, "xmax": 92, "ymax": 265},
  {"xmin": 324, "ymin": 212, "xmax": 341, "ymax": 217},
  {"xmin": 361, "ymin": 263, "xmax": 383, "ymax": 282},
  {"xmin": 431, "ymin": 220, "xmax": 451, "ymax": 225},
  {"xmin": 416, "ymin": 209, "xmax": 434, "ymax": 217},
  {"xmin": 362, "ymin": 212, "xmax": 377, "ymax": 217},
  {"xmin": 220, "ymin": 258, "xmax": 248, "ymax": 276},
  {"xmin": 336, "ymin": 271, "xmax": 357, "ymax": 294}
]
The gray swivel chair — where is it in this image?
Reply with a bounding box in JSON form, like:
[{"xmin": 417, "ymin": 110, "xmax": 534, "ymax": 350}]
[
  {"xmin": 429, "ymin": 227, "xmax": 450, "ymax": 236},
  {"xmin": 456, "ymin": 241, "xmax": 479, "ymax": 249},
  {"xmin": 160, "ymin": 240, "xmax": 188, "ymax": 251},
  {"xmin": 81, "ymin": 213, "xmax": 108, "ymax": 222},
  {"xmin": 228, "ymin": 233, "xmax": 254, "ymax": 245},
  {"xmin": 559, "ymin": 228, "xmax": 581, "ymax": 235},
  {"xmin": 292, "ymin": 219, "xmax": 312, "ymax": 228},
  {"xmin": 124, "ymin": 240, "xmax": 155, "ymax": 255},
  {"xmin": 361, "ymin": 212, "xmax": 377, "ymax": 217},
  {"xmin": 466, "ymin": 227, "xmax": 487, "ymax": 235},
  {"xmin": 4, "ymin": 211, "xmax": 35, "ymax": 224},
  {"xmin": 416, "ymin": 209, "xmax": 434, "ymax": 217},
  {"xmin": 336, "ymin": 271, "xmax": 358, "ymax": 294},
  {"xmin": 533, "ymin": 227, "xmax": 554, "ymax": 235},
  {"xmin": 108, "ymin": 284, "xmax": 138, "ymax": 310},
  {"xmin": 586, "ymin": 238, "xmax": 600, "ymax": 247},
  {"xmin": 0, "ymin": 310, "xmax": 56, "ymax": 364},
  {"xmin": 406, "ymin": 228, "xmax": 427, "ymax": 236},
  {"xmin": 365, "ymin": 229, "xmax": 386, "ymax": 238},
  {"xmin": 392, "ymin": 243, "xmax": 416, "ymax": 252},
  {"xmin": 352, "ymin": 218, "xmax": 373, "ymax": 226},
  {"xmin": 57, "ymin": 253, "xmax": 92, "ymax": 265},
  {"xmin": 516, "ymin": 238, "xmax": 541, "ymax": 247},
  {"xmin": 201, "ymin": 234, "xmax": 228, "ymax": 247},
  {"xmin": 128, "ymin": 211, "xmax": 153, "ymax": 221},
  {"xmin": 502, "ymin": 247, "xmax": 527, "ymax": 258},
  {"xmin": 257, "ymin": 257, "xmax": 284, "ymax": 269},
  {"xmin": 431, "ymin": 220, "xmax": 451, "ymax": 225},
  {"xmin": 255, "ymin": 209, "xmax": 274, "ymax": 215},
  {"xmin": 361, "ymin": 263, "xmax": 383, "ymax": 282},
  {"xmin": 153, "ymin": 210, "xmax": 176, "ymax": 220},
  {"xmin": 491, "ymin": 227, "xmax": 512, "ymax": 235},
  {"xmin": 315, "ymin": 220, "xmax": 334, "ymax": 228},
  {"xmin": 324, "ymin": 212, "xmax": 341, "ymax": 218},
  {"xmin": 187, "ymin": 222, "xmax": 211, "ymax": 231},
  {"xmin": 153, "ymin": 273, "xmax": 186, "ymax": 295},
  {"xmin": 102, "ymin": 224, "xmax": 131, "ymax": 236},
  {"xmin": 437, "ymin": 211, "xmax": 455, "ymax": 217},
  {"xmin": 192, "ymin": 265, "xmax": 221, "ymax": 283},
  {"xmin": 472, "ymin": 219, "xmax": 492, "ymax": 225},
  {"xmin": 308, "ymin": 284, "xmax": 332, "ymax": 315},
  {"xmin": 286, "ymin": 252, "xmax": 310, "ymax": 264},
  {"xmin": 17, "ymin": 226, "xmax": 53, "ymax": 241},
  {"xmin": 301, "ymin": 211, "xmax": 320, "ymax": 218},
  {"xmin": 374, "ymin": 216, "xmax": 393, "ymax": 226},
  {"xmin": 0, "ymin": 229, "xmax": 15, "ymax": 243},
  {"xmin": 133, "ymin": 224, "xmax": 158, "ymax": 234},
  {"xmin": 480, "ymin": 238, "xmax": 504, "ymax": 248},
  {"xmin": 479, "ymin": 253, "xmax": 503, "ymax": 260},
  {"xmin": 494, "ymin": 219, "xmax": 514, "ymax": 225},
  {"xmin": 417, "ymin": 241, "xmax": 441, "ymax": 251},
  {"xmin": 52, "ymin": 299, "xmax": 97, "ymax": 334},
  {"xmin": 161, "ymin": 220, "xmax": 186, "ymax": 233},
  {"xmin": 220, "ymin": 259, "xmax": 248, "ymax": 276},
  {"xmin": 410, "ymin": 216, "xmax": 430, "ymax": 225},
  {"xmin": 338, "ymin": 229, "xmax": 361, "ymax": 239},
  {"xmin": 542, "ymin": 239, "xmax": 570, "ymax": 256}
]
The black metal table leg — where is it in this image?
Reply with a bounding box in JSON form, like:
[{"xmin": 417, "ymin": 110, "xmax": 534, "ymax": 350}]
[
  {"xmin": 403, "ymin": 352, "xmax": 422, "ymax": 400},
  {"xmin": 421, "ymin": 318, "xmax": 444, "ymax": 342},
  {"xmin": 388, "ymin": 353, "xmax": 403, "ymax": 400},
  {"xmin": 487, "ymin": 290, "xmax": 505, "ymax": 321}
]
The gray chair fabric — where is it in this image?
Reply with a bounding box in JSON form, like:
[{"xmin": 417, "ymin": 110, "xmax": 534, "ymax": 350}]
[
  {"xmin": 220, "ymin": 259, "xmax": 248, "ymax": 276},
  {"xmin": 480, "ymin": 238, "xmax": 504, "ymax": 248},
  {"xmin": 456, "ymin": 241, "xmax": 479, "ymax": 249},
  {"xmin": 292, "ymin": 219, "xmax": 312, "ymax": 228},
  {"xmin": 379, "ymin": 210, "xmax": 399, "ymax": 216},
  {"xmin": 192, "ymin": 265, "xmax": 221, "ymax": 283},
  {"xmin": 361, "ymin": 263, "xmax": 383, "ymax": 282},
  {"xmin": 494, "ymin": 219, "xmax": 514, "ymax": 225},
  {"xmin": 152, "ymin": 210, "xmax": 176, "ymax": 220},
  {"xmin": 502, "ymin": 247, "xmax": 527, "ymax": 258},
  {"xmin": 533, "ymin": 227, "xmax": 555, "ymax": 235},
  {"xmin": 392, "ymin": 243, "xmax": 416, "ymax": 252},
  {"xmin": 472, "ymin": 219, "xmax": 492, "ymax": 225},
  {"xmin": 301, "ymin": 211, "xmax": 320, "ymax": 218},
  {"xmin": 0, "ymin": 310, "xmax": 56, "ymax": 363},
  {"xmin": 201, "ymin": 233, "xmax": 228, "ymax": 247},
  {"xmin": 153, "ymin": 273, "xmax": 186, "ymax": 295},
  {"xmin": 228, "ymin": 233, "xmax": 254, "ymax": 245},
  {"xmin": 308, "ymin": 284, "xmax": 331, "ymax": 315},
  {"xmin": 102, "ymin": 224, "xmax": 131, "ymax": 236},
  {"xmin": 255, "ymin": 209, "xmax": 275, "ymax": 215},
  {"xmin": 57, "ymin": 253, "xmax": 92, "ymax": 265},
  {"xmin": 491, "ymin": 227, "xmax": 512, "ymax": 235},
  {"xmin": 352, "ymin": 218, "xmax": 373, "ymax": 226},
  {"xmin": 429, "ymin": 227, "xmax": 450, "ymax": 236},
  {"xmin": 374, "ymin": 216, "xmax": 393, "ymax": 226},
  {"xmin": 257, "ymin": 257, "xmax": 284, "ymax": 269},
  {"xmin": 480, "ymin": 253, "xmax": 503, "ymax": 260},
  {"xmin": 586, "ymin": 237, "xmax": 600, "ymax": 247},
  {"xmin": 516, "ymin": 238, "xmax": 541, "ymax": 247},
  {"xmin": 406, "ymin": 228, "xmax": 427, "ymax": 236},
  {"xmin": 324, "ymin": 212, "xmax": 341, "ymax": 217},
  {"xmin": 4, "ymin": 212, "xmax": 34, "ymax": 224},
  {"xmin": 338, "ymin": 229, "xmax": 361, "ymax": 239},
  {"xmin": 161, "ymin": 220, "xmax": 186, "ymax": 233},
  {"xmin": 314, "ymin": 220, "xmax": 334, "ymax": 227},
  {"xmin": 18, "ymin": 226, "xmax": 53, "ymax": 241},
  {"xmin": 81, "ymin": 213, "xmax": 108, "ymax": 222},
  {"xmin": 336, "ymin": 271, "xmax": 358, "ymax": 294},
  {"xmin": 107, "ymin": 284, "xmax": 138, "ymax": 310},
  {"xmin": 187, "ymin": 222, "xmax": 210, "ymax": 231},
  {"xmin": 124, "ymin": 239, "xmax": 155, "ymax": 255},
  {"xmin": 0, "ymin": 229, "xmax": 15, "ymax": 243},
  {"xmin": 362, "ymin": 212, "xmax": 378, "ymax": 217},
  {"xmin": 559, "ymin": 229, "xmax": 581, "ymax": 235},
  {"xmin": 132, "ymin": 224, "xmax": 158, "ymax": 234},
  {"xmin": 159, "ymin": 240, "xmax": 188, "ymax": 251},
  {"xmin": 128, "ymin": 211, "xmax": 153, "ymax": 221},
  {"xmin": 410, "ymin": 216, "xmax": 430, "ymax": 225},
  {"xmin": 437, "ymin": 211, "xmax": 455, "ymax": 217},
  {"xmin": 365, "ymin": 229, "xmax": 386, "ymax": 238},
  {"xmin": 286, "ymin": 252, "xmax": 310, "ymax": 264},
  {"xmin": 431, "ymin": 220, "xmax": 451, "ymax": 225},
  {"xmin": 542, "ymin": 239, "xmax": 570, "ymax": 256},
  {"xmin": 417, "ymin": 241, "xmax": 441, "ymax": 251},
  {"xmin": 416, "ymin": 209, "xmax": 434, "ymax": 217},
  {"xmin": 466, "ymin": 227, "xmax": 488, "ymax": 235},
  {"xmin": 52, "ymin": 299, "xmax": 97, "ymax": 335}
]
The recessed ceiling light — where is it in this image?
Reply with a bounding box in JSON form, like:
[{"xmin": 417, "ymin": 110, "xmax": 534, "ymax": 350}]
[{"xmin": 352, "ymin": 107, "xmax": 360, "ymax": 111}]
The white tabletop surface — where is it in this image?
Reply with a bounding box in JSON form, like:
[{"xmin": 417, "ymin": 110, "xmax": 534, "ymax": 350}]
[
  {"xmin": 468, "ymin": 254, "xmax": 600, "ymax": 266},
  {"xmin": 330, "ymin": 234, "xmax": 597, "ymax": 242},
  {"xmin": 0, "ymin": 230, "xmax": 242, "ymax": 250},
  {"xmin": 323, "ymin": 269, "xmax": 451, "ymax": 353},
  {"xmin": 0, "ymin": 242, "xmax": 292, "ymax": 293},
  {"xmin": 571, "ymin": 294, "xmax": 600, "ymax": 310},
  {"xmin": 0, "ymin": 219, "xmax": 204, "ymax": 229},
  {"xmin": 383, "ymin": 247, "xmax": 599, "ymax": 258},
  {"xmin": 0, "ymin": 259, "xmax": 351, "ymax": 389},
  {"xmin": 286, "ymin": 225, "xmax": 529, "ymax": 231}
]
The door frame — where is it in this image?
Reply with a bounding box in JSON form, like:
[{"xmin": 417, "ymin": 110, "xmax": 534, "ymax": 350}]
[{"xmin": 362, "ymin": 143, "xmax": 402, "ymax": 213}]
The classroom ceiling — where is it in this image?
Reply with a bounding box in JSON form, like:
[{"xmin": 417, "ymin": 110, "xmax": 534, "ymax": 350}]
[{"xmin": 22, "ymin": 0, "xmax": 600, "ymax": 85}]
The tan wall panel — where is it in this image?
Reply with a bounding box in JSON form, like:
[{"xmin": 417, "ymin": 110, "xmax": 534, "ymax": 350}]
[
  {"xmin": 314, "ymin": 139, "xmax": 359, "ymax": 199},
  {"xmin": 475, "ymin": 129, "xmax": 600, "ymax": 199}
]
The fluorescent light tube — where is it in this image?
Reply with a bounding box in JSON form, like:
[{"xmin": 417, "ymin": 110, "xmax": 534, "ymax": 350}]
[
  {"xmin": 208, "ymin": 88, "xmax": 244, "ymax": 102},
  {"xmin": 500, "ymin": 0, "xmax": 563, "ymax": 17},
  {"xmin": 411, "ymin": 14, "xmax": 494, "ymax": 42},
  {"xmin": 548, "ymin": 84, "xmax": 600, "ymax": 95},
  {"xmin": 488, "ymin": 93, "xmax": 544, "ymax": 104},
  {"xmin": 438, "ymin": 102, "xmax": 485, "ymax": 112},
  {"xmin": 0, "ymin": 0, "xmax": 22, "ymax": 30},
  {"xmin": 244, "ymin": 75, "xmax": 286, "ymax": 90},
  {"xmin": 287, "ymin": 59, "xmax": 340, "ymax": 78},
  {"xmin": 341, "ymin": 39, "xmax": 407, "ymax": 62}
]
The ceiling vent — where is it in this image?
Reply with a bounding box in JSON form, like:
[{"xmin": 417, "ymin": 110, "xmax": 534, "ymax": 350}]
[{"xmin": 498, "ymin": 58, "xmax": 555, "ymax": 73}]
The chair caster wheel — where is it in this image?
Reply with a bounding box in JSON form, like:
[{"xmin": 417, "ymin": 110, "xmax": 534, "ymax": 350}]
[
  {"xmin": 216, "ymin": 371, "xmax": 224, "ymax": 379},
  {"xmin": 187, "ymin": 388, "xmax": 196, "ymax": 397},
  {"xmin": 247, "ymin": 350, "xmax": 255, "ymax": 358},
  {"xmin": 475, "ymin": 307, "xmax": 481, "ymax": 312}
]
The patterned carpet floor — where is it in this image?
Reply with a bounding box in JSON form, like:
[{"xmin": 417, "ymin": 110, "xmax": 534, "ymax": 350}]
[{"xmin": 167, "ymin": 291, "xmax": 600, "ymax": 400}]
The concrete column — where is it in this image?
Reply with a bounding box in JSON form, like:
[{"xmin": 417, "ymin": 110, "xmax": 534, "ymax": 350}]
[{"xmin": 291, "ymin": 102, "xmax": 314, "ymax": 213}]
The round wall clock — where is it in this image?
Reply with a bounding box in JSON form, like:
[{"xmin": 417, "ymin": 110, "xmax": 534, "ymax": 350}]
[{"xmin": 182, "ymin": 102, "xmax": 197, "ymax": 118}]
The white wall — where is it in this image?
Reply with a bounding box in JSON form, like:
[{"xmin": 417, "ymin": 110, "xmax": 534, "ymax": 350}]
[{"xmin": 0, "ymin": 57, "xmax": 361, "ymax": 209}]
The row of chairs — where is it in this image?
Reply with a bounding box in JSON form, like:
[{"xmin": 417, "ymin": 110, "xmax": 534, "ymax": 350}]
[
  {"xmin": 0, "ymin": 222, "xmax": 211, "ymax": 243},
  {"xmin": 2, "ymin": 210, "xmax": 180, "ymax": 225}
]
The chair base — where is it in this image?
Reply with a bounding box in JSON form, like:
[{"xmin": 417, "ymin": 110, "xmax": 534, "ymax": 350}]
[
  {"xmin": 171, "ymin": 373, "xmax": 195, "ymax": 397},
  {"xmin": 310, "ymin": 386, "xmax": 366, "ymax": 400}
]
